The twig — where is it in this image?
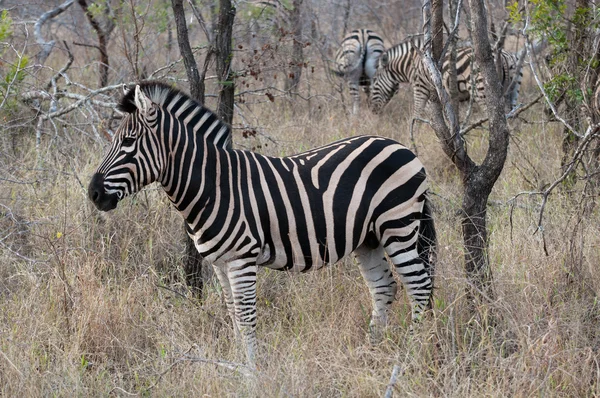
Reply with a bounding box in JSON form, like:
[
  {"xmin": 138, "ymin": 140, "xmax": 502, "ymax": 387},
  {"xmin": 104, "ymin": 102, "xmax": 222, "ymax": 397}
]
[
  {"xmin": 460, "ymin": 94, "xmax": 543, "ymax": 136},
  {"xmin": 233, "ymin": 103, "xmax": 278, "ymax": 144},
  {"xmin": 187, "ymin": 0, "xmax": 213, "ymax": 43},
  {"xmin": 0, "ymin": 349, "xmax": 23, "ymax": 378},
  {"xmin": 506, "ymin": 93, "xmax": 543, "ymax": 119},
  {"xmin": 507, "ymin": 123, "xmax": 600, "ymax": 255},
  {"xmin": 45, "ymin": 41, "xmax": 74, "ymax": 91},
  {"xmin": 72, "ymin": 41, "xmax": 101, "ymax": 51},
  {"xmin": 22, "ymin": 90, "xmax": 118, "ymax": 110},
  {"xmin": 384, "ymin": 364, "xmax": 402, "ymax": 398},
  {"xmin": 181, "ymin": 354, "xmax": 254, "ymax": 377},
  {"xmin": 108, "ymin": 386, "xmax": 138, "ymax": 396},
  {"xmin": 438, "ymin": 0, "xmax": 463, "ymax": 66},
  {"xmin": 460, "ymin": 116, "xmax": 488, "ymax": 136}
]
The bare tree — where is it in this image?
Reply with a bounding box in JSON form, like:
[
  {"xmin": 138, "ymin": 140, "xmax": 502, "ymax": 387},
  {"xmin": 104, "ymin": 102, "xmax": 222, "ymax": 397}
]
[{"xmin": 422, "ymin": 0, "xmax": 512, "ymax": 299}]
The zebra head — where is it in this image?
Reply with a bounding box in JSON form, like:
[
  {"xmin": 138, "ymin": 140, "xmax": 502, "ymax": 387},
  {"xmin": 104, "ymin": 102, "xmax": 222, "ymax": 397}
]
[
  {"xmin": 369, "ymin": 51, "xmax": 399, "ymax": 114},
  {"xmin": 88, "ymin": 85, "xmax": 162, "ymax": 211}
]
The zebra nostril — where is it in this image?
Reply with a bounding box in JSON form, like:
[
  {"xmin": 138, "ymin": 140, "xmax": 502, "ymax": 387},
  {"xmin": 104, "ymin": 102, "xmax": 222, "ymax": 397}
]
[{"xmin": 92, "ymin": 190, "xmax": 99, "ymax": 202}]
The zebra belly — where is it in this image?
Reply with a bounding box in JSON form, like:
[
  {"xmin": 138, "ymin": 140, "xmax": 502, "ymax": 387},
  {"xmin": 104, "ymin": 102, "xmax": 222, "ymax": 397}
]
[
  {"xmin": 257, "ymin": 212, "xmax": 369, "ymax": 273},
  {"xmin": 259, "ymin": 239, "xmax": 342, "ymax": 272}
]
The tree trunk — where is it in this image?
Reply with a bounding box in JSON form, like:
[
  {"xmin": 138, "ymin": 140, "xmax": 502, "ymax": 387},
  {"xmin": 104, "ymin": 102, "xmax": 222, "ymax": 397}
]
[
  {"xmin": 171, "ymin": 0, "xmax": 210, "ymax": 296},
  {"xmin": 288, "ymin": 0, "xmax": 303, "ymax": 92},
  {"xmin": 424, "ymin": 0, "xmax": 510, "ymax": 302},
  {"xmin": 171, "ymin": 0, "xmax": 204, "ymax": 101},
  {"xmin": 215, "ymin": 0, "xmax": 236, "ymax": 124},
  {"xmin": 78, "ymin": 0, "xmax": 114, "ymax": 87},
  {"xmin": 461, "ymin": 170, "xmax": 492, "ymax": 294},
  {"xmin": 463, "ymin": 0, "xmax": 510, "ymax": 298}
]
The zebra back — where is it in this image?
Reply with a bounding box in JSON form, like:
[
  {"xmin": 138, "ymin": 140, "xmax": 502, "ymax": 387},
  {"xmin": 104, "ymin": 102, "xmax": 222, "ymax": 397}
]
[{"xmin": 370, "ymin": 37, "xmax": 522, "ymax": 115}]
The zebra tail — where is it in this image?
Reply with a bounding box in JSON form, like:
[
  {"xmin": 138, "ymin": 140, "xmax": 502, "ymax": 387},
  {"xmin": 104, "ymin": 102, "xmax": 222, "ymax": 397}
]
[{"xmin": 418, "ymin": 196, "xmax": 437, "ymax": 305}]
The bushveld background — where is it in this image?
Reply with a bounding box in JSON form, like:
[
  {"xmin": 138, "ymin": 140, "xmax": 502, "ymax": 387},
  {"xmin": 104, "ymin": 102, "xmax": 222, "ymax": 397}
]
[{"xmin": 0, "ymin": 0, "xmax": 599, "ymax": 396}]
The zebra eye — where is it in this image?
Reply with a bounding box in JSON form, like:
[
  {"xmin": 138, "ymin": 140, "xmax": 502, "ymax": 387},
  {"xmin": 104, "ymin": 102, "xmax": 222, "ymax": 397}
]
[{"xmin": 122, "ymin": 137, "xmax": 136, "ymax": 147}]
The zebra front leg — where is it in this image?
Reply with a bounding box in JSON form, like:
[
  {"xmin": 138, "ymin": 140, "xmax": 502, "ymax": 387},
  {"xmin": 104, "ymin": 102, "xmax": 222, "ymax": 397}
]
[
  {"xmin": 354, "ymin": 243, "xmax": 398, "ymax": 343},
  {"xmin": 227, "ymin": 259, "xmax": 259, "ymax": 367},
  {"xmin": 212, "ymin": 264, "xmax": 240, "ymax": 339}
]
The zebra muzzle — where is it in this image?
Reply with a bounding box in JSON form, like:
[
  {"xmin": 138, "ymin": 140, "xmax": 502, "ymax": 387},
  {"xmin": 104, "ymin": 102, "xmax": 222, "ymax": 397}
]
[{"xmin": 88, "ymin": 173, "xmax": 119, "ymax": 212}]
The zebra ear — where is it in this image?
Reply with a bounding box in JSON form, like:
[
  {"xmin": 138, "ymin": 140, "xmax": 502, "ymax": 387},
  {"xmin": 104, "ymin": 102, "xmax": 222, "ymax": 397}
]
[
  {"xmin": 134, "ymin": 85, "xmax": 153, "ymax": 116},
  {"xmin": 122, "ymin": 84, "xmax": 130, "ymax": 96}
]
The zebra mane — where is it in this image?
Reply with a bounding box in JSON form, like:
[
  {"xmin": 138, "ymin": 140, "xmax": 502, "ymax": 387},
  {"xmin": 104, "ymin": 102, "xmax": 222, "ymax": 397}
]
[
  {"xmin": 119, "ymin": 81, "xmax": 196, "ymax": 113},
  {"xmin": 118, "ymin": 81, "xmax": 232, "ymax": 148}
]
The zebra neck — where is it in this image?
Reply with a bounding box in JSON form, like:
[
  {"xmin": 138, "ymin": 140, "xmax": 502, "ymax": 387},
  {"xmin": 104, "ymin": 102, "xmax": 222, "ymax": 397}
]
[
  {"xmin": 404, "ymin": 46, "xmax": 420, "ymax": 81},
  {"xmin": 162, "ymin": 142, "xmax": 221, "ymax": 224}
]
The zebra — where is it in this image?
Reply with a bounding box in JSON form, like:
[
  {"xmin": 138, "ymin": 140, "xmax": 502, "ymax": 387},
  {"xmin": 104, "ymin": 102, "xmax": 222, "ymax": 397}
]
[
  {"xmin": 332, "ymin": 29, "xmax": 385, "ymax": 114},
  {"xmin": 88, "ymin": 81, "xmax": 436, "ymax": 367},
  {"xmin": 369, "ymin": 36, "xmax": 523, "ymax": 117}
]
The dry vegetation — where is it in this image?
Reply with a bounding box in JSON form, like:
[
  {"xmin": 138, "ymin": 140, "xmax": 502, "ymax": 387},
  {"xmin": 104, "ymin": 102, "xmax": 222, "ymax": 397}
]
[{"xmin": 1, "ymin": 1, "xmax": 600, "ymax": 396}]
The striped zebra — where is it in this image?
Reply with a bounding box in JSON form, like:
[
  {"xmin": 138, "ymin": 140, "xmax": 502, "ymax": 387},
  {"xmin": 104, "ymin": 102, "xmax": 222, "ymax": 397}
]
[
  {"xmin": 88, "ymin": 82, "xmax": 436, "ymax": 366},
  {"xmin": 369, "ymin": 36, "xmax": 522, "ymax": 116},
  {"xmin": 332, "ymin": 29, "xmax": 385, "ymax": 114}
]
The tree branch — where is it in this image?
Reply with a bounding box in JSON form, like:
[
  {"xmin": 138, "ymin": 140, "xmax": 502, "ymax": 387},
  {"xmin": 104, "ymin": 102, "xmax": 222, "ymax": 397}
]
[
  {"xmin": 171, "ymin": 0, "xmax": 203, "ymax": 101},
  {"xmin": 33, "ymin": 0, "xmax": 74, "ymax": 66},
  {"xmin": 522, "ymin": 1, "xmax": 583, "ymax": 139}
]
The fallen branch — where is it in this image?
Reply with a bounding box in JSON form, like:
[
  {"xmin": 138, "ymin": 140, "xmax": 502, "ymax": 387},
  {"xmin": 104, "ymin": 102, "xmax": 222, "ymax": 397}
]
[{"xmin": 33, "ymin": 0, "xmax": 75, "ymax": 66}]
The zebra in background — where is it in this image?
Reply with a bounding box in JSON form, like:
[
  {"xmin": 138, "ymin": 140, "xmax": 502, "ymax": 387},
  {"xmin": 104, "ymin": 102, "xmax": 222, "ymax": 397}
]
[
  {"xmin": 332, "ymin": 29, "xmax": 385, "ymax": 114},
  {"xmin": 369, "ymin": 36, "xmax": 523, "ymax": 117},
  {"xmin": 88, "ymin": 82, "xmax": 436, "ymax": 367}
]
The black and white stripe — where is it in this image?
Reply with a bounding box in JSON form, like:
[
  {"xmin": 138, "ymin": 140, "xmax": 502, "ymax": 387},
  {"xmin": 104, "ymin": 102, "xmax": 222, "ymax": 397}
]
[
  {"xmin": 369, "ymin": 36, "xmax": 522, "ymax": 116},
  {"xmin": 88, "ymin": 82, "xmax": 436, "ymax": 366},
  {"xmin": 332, "ymin": 29, "xmax": 385, "ymax": 114}
]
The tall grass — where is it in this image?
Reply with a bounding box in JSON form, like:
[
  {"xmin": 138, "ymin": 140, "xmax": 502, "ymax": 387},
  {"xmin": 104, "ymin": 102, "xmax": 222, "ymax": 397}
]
[{"xmin": 1, "ymin": 87, "xmax": 599, "ymax": 397}]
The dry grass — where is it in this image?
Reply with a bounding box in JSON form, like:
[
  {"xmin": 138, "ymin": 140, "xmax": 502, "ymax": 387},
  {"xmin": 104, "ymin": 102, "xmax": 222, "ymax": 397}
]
[{"xmin": 1, "ymin": 85, "xmax": 600, "ymax": 397}]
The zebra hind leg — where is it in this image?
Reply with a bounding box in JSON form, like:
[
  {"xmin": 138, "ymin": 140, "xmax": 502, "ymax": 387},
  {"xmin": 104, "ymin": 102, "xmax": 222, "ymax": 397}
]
[
  {"xmin": 348, "ymin": 80, "xmax": 360, "ymax": 115},
  {"xmin": 384, "ymin": 221, "xmax": 433, "ymax": 322},
  {"xmin": 212, "ymin": 264, "xmax": 240, "ymax": 339},
  {"xmin": 226, "ymin": 261, "xmax": 259, "ymax": 368},
  {"xmin": 354, "ymin": 243, "xmax": 398, "ymax": 343}
]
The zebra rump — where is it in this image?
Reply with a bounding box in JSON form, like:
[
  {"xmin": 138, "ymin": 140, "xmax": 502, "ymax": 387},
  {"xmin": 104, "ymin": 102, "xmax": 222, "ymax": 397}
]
[
  {"xmin": 332, "ymin": 29, "xmax": 385, "ymax": 114},
  {"xmin": 88, "ymin": 81, "xmax": 436, "ymax": 366}
]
